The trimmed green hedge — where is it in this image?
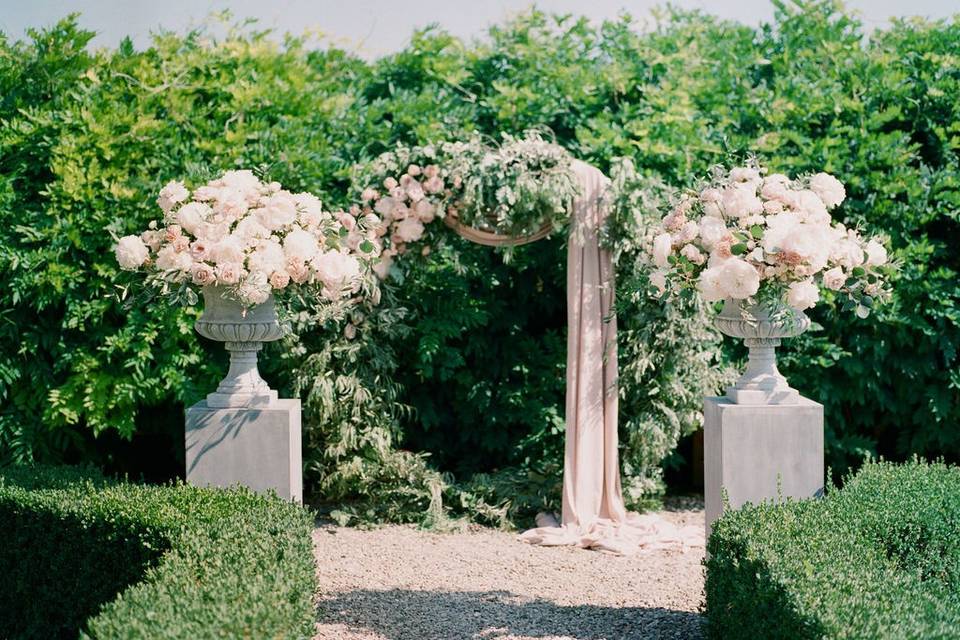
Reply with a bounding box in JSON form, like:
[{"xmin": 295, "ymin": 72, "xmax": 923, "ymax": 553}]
[
  {"xmin": 706, "ymin": 460, "xmax": 960, "ymax": 639},
  {"xmin": 0, "ymin": 465, "xmax": 316, "ymax": 639}
]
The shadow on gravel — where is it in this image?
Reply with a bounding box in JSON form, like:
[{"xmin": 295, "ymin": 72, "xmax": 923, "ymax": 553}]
[{"xmin": 316, "ymin": 588, "xmax": 704, "ymax": 640}]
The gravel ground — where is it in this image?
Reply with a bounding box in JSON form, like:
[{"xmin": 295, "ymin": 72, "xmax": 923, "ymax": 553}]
[{"xmin": 313, "ymin": 499, "xmax": 705, "ymax": 640}]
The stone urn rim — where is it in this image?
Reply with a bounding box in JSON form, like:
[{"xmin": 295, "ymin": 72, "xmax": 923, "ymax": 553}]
[
  {"xmin": 714, "ymin": 298, "xmax": 811, "ymax": 343},
  {"xmin": 194, "ymin": 285, "xmax": 285, "ymax": 345}
]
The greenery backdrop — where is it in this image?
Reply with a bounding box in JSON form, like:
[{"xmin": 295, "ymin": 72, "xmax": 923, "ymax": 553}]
[{"xmin": 1, "ymin": 1, "xmax": 957, "ymax": 525}]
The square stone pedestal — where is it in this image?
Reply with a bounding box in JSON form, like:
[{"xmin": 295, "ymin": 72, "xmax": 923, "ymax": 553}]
[
  {"xmin": 704, "ymin": 396, "xmax": 823, "ymax": 540},
  {"xmin": 185, "ymin": 399, "xmax": 302, "ymax": 502}
]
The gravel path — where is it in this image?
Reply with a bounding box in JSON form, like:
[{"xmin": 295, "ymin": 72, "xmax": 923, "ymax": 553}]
[{"xmin": 313, "ymin": 500, "xmax": 705, "ymax": 640}]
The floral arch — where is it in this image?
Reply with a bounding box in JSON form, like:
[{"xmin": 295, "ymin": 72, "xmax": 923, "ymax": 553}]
[{"xmin": 346, "ymin": 133, "xmax": 696, "ymax": 552}]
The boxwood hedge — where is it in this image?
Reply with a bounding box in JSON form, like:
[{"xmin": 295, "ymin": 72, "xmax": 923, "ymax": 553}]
[
  {"xmin": 706, "ymin": 460, "xmax": 960, "ymax": 639},
  {"xmin": 0, "ymin": 465, "xmax": 316, "ymax": 639}
]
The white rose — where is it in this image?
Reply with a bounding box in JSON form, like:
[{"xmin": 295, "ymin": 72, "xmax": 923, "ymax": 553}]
[
  {"xmin": 156, "ymin": 180, "xmax": 189, "ymax": 212},
  {"xmin": 213, "ymin": 187, "xmax": 249, "ymax": 220},
  {"xmin": 218, "ymin": 170, "xmax": 262, "ymax": 194},
  {"xmin": 414, "ymin": 199, "xmax": 436, "ymax": 223},
  {"xmin": 312, "ymin": 251, "xmax": 361, "ymax": 297},
  {"xmin": 652, "ymin": 232, "xmax": 673, "ymax": 268},
  {"xmin": 155, "ymin": 245, "xmax": 193, "ymax": 274},
  {"xmin": 703, "ymin": 201, "xmax": 723, "ymax": 218},
  {"xmin": 700, "ymin": 187, "xmax": 722, "ymax": 203},
  {"xmin": 283, "ymin": 228, "xmax": 320, "ymax": 263},
  {"xmin": 176, "ymin": 202, "xmax": 212, "ymax": 236},
  {"xmin": 720, "ymin": 184, "xmax": 763, "ymax": 218},
  {"xmin": 787, "ymin": 279, "xmax": 820, "ymax": 311},
  {"xmin": 269, "ymin": 269, "xmax": 291, "ymax": 290},
  {"xmin": 865, "ymin": 239, "xmax": 888, "ymax": 266},
  {"xmin": 676, "ymin": 220, "xmax": 699, "ymax": 244},
  {"xmin": 699, "ymin": 217, "xmax": 728, "ymax": 250},
  {"xmin": 293, "ymin": 192, "xmax": 326, "ymax": 227},
  {"xmin": 192, "ymin": 185, "xmax": 219, "ymax": 201},
  {"xmin": 809, "ymin": 173, "xmax": 846, "ymax": 209},
  {"xmin": 374, "ymin": 196, "xmax": 399, "ymax": 218},
  {"xmin": 423, "ymin": 175, "xmax": 444, "ymax": 194},
  {"xmin": 256, "ymin": 192, "xmax": 298, "ymax": 231},
  {"xmin": 719, "ymin": 258, "xmax": 760, "ymax": 300},
  {"xmin": 247, "ymin": 240, "xmax": 285, "ymax": 276},
  {"xmin": 763, "ymin": 199, "xmax": 785, "ymax": 214},
  {"xmin": 795, "ymin": 189, "xmax": 829, "ymax": 224},
  {"xmin": 760, "ymin": 178, "xmax": 790, "ymax": 202},
  {"xmin": 233, "ymin": 217, "xmax": 270, "ymax": 243},
  {"xmin": 401, "ymin": 175, "xmax": 425, "ymax": 201},
  {"xmin": 115, "ymin": 235, "xmax": 150, "ymax": 270},
  {"xmin": 210, "ymin": 236, "xmax": 245, "ymax": 265},
  {"xmin": 214, "ymin": 262, "xmax": 242, "ymax": 285},
  {"xmin": 777, "ymin": 222, "xmax": 833, "ymax": 274},
  {"xmin": 697, "ymin": 266, "xmax": 726, "ymax": 302},
  {"xmin": 680, "ymin": 244, "xmax": 705, "ymax": 265},
  {"xmin": 395, "ymin": 217, "xmax": 425, "ymax": 243},
  {"xmin": 822, "ymin": 267, "xmax": 846, "ymax": 291},
  {"xmin": 730, "ymin": 167, "xmax": 760, "ymax": 183},
  {"xmin": 190, "ymin": 262, "xmax": 216, "ymax": 286},
  {"xmin": 762, "ymin": 213, "xmax": 802, "ymax": 253}
]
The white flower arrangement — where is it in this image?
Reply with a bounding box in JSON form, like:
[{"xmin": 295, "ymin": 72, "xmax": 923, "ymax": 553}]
[
  {"xmin": 115, "ymin": 170, "xmax": 378, "ymax": 307},
  {"xmin": 644, "ymin": 162, "xmax": 893, "ymax": 317},
  {"xmin": 353, "ymin": 131, "xmax": 580, "ymax": 277}
]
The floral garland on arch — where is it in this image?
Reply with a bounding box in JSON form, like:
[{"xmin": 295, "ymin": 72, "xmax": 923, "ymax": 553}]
[
  {"xmin": 114, "ymin": 170, "xmax": 379, "ymax": 308},
  {"xmin": 642, "ymin": 162, "xmax": 894, "ymax": 317},
  {"xmin": 351, "ymin": 131, "xmax": 580, "ymax": 278}
]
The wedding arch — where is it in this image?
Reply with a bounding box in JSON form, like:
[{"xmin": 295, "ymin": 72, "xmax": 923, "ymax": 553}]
[{"xmin": 350, "ymin": 133, "xmax": 700, "ymax": 553}]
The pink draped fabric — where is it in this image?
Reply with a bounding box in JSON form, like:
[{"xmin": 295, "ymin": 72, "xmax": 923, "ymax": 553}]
[{"xmin": 517, "ymin": 160, "xmax": 704, "ymax": 555}]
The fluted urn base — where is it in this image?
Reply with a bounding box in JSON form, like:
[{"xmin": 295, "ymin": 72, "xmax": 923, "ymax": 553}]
[
  {"xmin": 195, "ymin": 286, "xmax": 284, "ymax": 409},
  {"xmin": 714, "ymin": 299, "xmax": 810, "ymax": 406}
]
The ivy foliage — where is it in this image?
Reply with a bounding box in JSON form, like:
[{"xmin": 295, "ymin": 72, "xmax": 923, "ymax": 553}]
[{"xmin": 0, "ymin": 2, "xmax": 958, "ymax": 524}]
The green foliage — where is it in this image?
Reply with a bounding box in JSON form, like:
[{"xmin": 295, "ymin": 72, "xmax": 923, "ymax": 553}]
[
  {"xmin": 705, "ymin": 460, "xmax": 960, "ymax": 639},
  {"xmin": 0, "ymin": 464, "xmax": 316, "ymax": 639},
  {"xmin": 1, "ymin": 2, "xmax": 959, "ymax": 526}
]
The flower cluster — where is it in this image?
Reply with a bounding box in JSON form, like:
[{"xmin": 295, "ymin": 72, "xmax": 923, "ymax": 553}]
[
  {"xmin": 354, "ymin": 132, "xmax": 580, "ymax": 278},
  {"xmin": 115, "ymin": 170, "xmax": 378, "ymax": 307},
  {"xmin": 645, "ymin": 163, "xmax": 892, "ymax": 316},
  {"xmin": 359, "ymin": 163, "xmax": 445, "ymax": 278}
]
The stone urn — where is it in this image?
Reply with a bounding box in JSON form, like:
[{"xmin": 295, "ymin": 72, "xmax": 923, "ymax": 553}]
[
  {"xmin": 714, "ymin": 298, "xmax": 811, "ymax": 405},
  {"xmin": 194, "ymin": 286, "xmax": 284, "ymax": 408}
]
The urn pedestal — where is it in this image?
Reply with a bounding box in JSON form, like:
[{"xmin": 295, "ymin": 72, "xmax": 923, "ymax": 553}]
[
  {"xmin": 704, "ymin": 299, "xmax": 824, "ymax": 543},
  {"xmin": 703, "ymin": 396, "xmax": 824, "ymax": 540},
  {"xmin": 185, "ymin": 286, "xmax": 302, "ymax": 502}
]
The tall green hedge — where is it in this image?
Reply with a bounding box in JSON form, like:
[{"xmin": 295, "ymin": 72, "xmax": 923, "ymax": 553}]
[
  {"xmin": 1, "ymin": 2, "xmax": 958, "ymax": 522},
  {"xmin": 0, "ymin": 464, "xmax": 316, "ymax": 639},
  {"xmin": 706, "ymin": 460, "xmax": 960, "ymax": 639}
]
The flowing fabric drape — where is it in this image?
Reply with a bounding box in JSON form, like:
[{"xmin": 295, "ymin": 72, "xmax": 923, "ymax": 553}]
[{"xmin": 517, "ymin": 160, "xmax": 703, "ymax": 554}]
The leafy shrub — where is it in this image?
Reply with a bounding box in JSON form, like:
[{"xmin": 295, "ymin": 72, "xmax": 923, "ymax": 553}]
[
  {"xmin": 1, "ymin": 2, "xmax": 958, "ymax": 526},
  {"xmin": 0, "ymin": 464, "xmax": 316, "ymax": 639},
  {"xmin": 706, "ymin": 460, "xmax": 960, "ymax": 639}
]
